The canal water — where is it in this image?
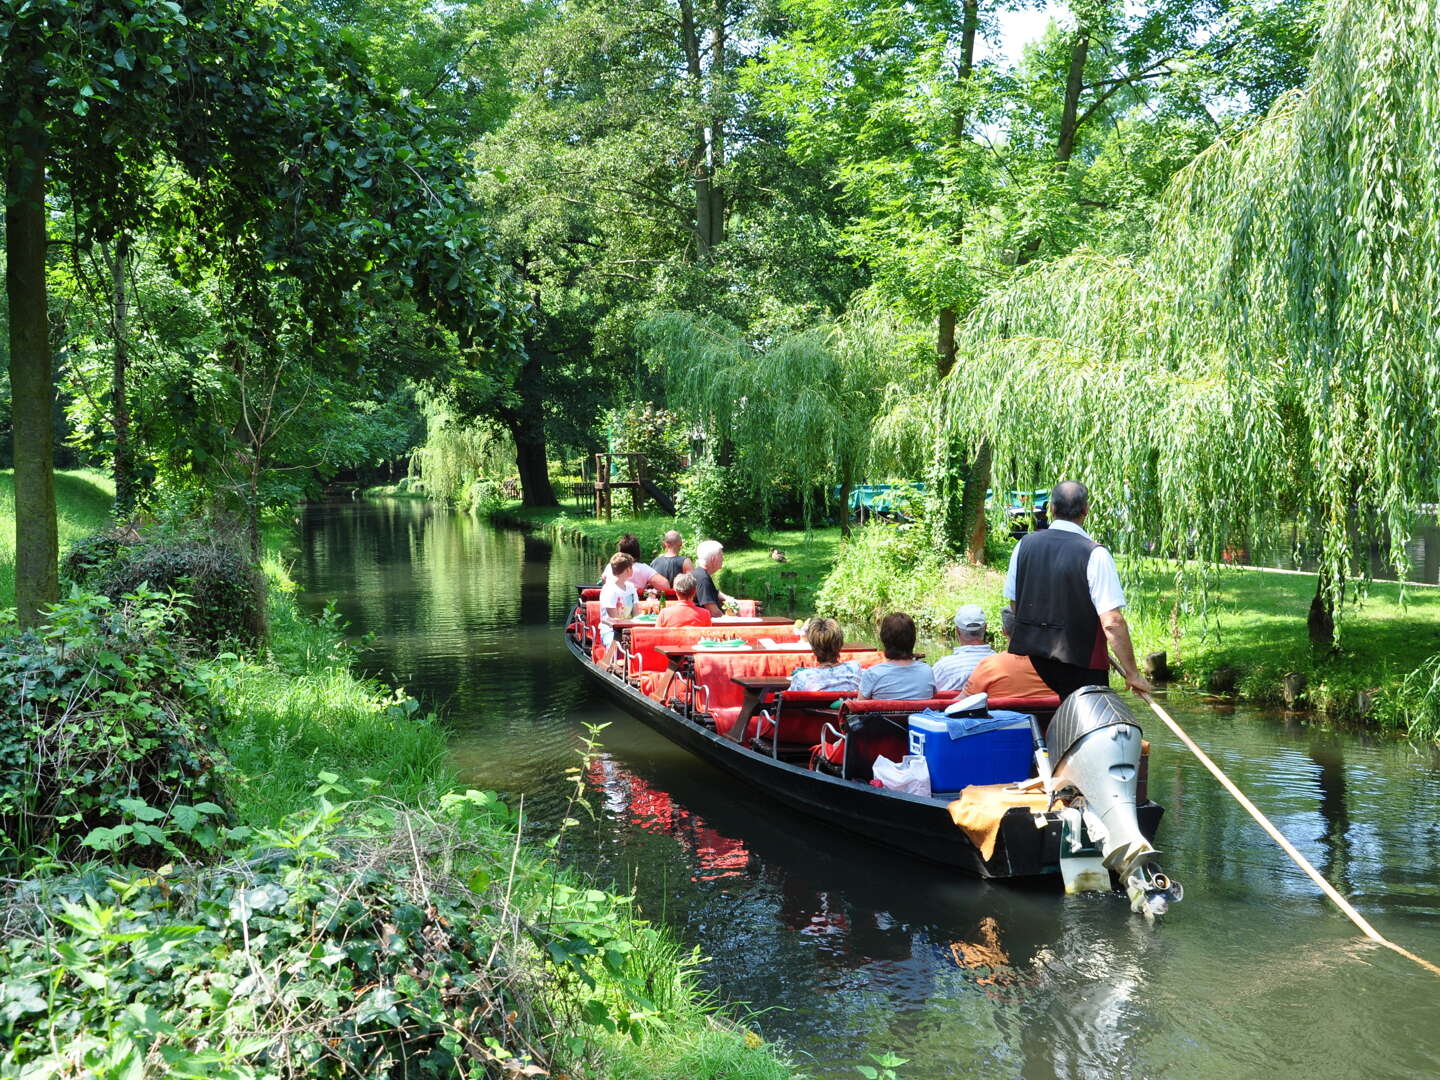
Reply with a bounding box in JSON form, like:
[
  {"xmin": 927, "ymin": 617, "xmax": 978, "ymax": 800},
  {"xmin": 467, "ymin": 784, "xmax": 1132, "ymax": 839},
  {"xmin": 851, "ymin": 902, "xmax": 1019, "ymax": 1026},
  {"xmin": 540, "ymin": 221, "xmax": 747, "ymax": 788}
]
[{"xmin": 295, "ymin": 499, "xmax": 1440, "ymax": 1080}]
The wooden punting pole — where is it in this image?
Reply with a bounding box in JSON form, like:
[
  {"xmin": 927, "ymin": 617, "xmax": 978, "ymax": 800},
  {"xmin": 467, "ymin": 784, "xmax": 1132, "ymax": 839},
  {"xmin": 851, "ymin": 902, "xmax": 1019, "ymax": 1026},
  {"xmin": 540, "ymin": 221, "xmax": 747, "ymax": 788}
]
[{"xmin": 1115, "ymin": 663, "xmax": 1440, "ymax": 978}]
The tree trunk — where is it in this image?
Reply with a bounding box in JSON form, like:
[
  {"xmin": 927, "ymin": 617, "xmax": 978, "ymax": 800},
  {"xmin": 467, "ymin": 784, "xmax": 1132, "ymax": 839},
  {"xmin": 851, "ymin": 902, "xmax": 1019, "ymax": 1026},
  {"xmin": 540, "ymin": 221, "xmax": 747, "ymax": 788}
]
[
  {"xmin": 507, "ymin": 349, "xmax": 557, "ymax": 508},
  {"xmin": 679, "ymin": 0, "xmax": 722, "ymax": 257},
  {"xmin": 706, "ymin": 0, "xmax": 726, "ymax": 249},
  {"xmin": 1308, "ymin": 575, "xmax": 1335, "ymax": 650},
  {"xmin": 935, "ymin": 0, "xmax": 980, "ymax": 377},
  {"xmin": 1056, "ymin": 32, "xmax": 1090, "ymax": 167},
  {"xmin": 108, "ymin": 233, "xmax": 137, "ymax": 517},
  {"xmin": 1015, "ymin": 30, "xmax": 1090, "ymax": 267},
  {"xmin": 937, "ymin": 307, "xmax": 958, "ymax": 379},
  {"xmin": 838, "ymin": 478, "xmax": 853, "ymax": 539},
  {"xmin": 6, "ymin": 105, "xmax": 59, "ymax": 628},
  {"xmin": 964, "ymin": 441, "xmax": 991, "ymax": 563}
]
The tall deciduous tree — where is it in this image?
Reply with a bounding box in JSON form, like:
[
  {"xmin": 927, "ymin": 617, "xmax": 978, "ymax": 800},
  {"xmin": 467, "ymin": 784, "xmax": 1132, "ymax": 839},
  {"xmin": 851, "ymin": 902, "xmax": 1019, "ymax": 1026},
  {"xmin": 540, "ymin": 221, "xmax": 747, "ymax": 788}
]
[{"xmin": 2, "ymin": 0, "xmax": 201, "ymax": 625}]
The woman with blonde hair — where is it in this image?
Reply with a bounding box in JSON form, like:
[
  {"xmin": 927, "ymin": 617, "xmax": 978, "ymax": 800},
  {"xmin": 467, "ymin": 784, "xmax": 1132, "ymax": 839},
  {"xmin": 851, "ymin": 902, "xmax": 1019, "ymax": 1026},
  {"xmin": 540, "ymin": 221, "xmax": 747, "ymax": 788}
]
[{"xmin": 787, "ymin": 617, "xmax": 861, "ymax": 692}]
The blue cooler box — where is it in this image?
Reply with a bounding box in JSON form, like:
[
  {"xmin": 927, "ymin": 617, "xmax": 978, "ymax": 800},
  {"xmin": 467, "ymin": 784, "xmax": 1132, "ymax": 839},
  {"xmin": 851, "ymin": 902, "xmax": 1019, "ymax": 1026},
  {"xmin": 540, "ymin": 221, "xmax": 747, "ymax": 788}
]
[{"xmin": 907, "ymin": 712, "xmax": 1034, "ymax": 791}]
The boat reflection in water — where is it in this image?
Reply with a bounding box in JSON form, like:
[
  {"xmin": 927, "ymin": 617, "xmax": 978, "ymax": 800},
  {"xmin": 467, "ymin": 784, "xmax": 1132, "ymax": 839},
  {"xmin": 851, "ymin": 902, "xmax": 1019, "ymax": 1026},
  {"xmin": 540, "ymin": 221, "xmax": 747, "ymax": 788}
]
[
  {"xmin": 577, "ymin": 744, "xmax": 1168, "ymax": 1077},
  {"xmin": 587, "ymin": 755, "xmax": 753, "ymax": 882}
]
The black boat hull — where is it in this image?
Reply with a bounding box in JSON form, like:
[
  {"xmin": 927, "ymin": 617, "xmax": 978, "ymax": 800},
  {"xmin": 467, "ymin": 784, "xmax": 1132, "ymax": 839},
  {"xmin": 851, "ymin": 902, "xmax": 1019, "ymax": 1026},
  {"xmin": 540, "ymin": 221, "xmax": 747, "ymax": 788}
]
[{"xmin": 567, "ymin": 634, "xmax": 1164, "ymax": 881}]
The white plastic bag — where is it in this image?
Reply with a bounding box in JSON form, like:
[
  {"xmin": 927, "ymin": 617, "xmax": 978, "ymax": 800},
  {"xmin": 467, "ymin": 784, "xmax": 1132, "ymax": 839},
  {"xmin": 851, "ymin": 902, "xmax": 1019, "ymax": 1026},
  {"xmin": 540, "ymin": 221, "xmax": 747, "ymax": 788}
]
[{"xmin": 872, "ymin": 754, "xmax": 932, "ymax": 797}]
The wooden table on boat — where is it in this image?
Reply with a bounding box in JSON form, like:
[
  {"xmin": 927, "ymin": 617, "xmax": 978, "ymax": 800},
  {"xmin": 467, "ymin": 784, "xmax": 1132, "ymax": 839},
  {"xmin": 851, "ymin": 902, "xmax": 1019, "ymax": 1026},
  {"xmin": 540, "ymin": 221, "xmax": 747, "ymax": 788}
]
[
  {"xmin": 610, "ymin": 615, "xmax": 797, "ymax": 631},
  {"xmin": 727, "ymin": 675, "xmax": 796, "ymax": 744}
]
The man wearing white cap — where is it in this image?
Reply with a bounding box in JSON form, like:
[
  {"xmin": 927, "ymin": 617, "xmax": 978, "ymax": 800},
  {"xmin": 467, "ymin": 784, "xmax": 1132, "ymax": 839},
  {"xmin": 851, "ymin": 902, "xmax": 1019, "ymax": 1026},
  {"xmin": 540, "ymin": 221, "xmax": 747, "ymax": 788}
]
[{"xmin": 932, "ymin": 604, "xmax": 996, "ymax": 692}]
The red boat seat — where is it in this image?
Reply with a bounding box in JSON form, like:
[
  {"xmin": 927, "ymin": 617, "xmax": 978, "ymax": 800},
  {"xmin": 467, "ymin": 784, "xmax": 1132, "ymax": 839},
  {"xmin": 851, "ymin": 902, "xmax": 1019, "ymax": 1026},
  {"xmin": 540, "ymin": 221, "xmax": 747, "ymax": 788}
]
[
  {"xmin": 626, "ymin": 623, "xmax": 806, "ymax": 675},
  {"xmin": 759, "ymin": 690, "xmax": 857, "ymax": 752},
  {"xmin": 809, "ymin": 698, "xmax": 955, "ymax": 783}
]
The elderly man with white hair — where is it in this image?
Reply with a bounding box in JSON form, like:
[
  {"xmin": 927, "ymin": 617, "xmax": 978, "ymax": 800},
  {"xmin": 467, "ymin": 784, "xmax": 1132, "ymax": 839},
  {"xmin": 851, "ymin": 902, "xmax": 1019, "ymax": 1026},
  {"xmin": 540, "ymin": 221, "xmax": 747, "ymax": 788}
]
[{"xmin": 690, "ymin": 539, "xmax": 734, "ymax": 617}]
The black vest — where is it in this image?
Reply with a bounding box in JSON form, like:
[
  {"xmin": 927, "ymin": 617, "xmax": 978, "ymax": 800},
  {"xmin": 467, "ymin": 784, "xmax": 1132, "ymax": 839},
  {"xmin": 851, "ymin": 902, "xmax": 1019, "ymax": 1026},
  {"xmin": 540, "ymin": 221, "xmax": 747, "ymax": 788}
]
[
  {"xmin": 651, "ymin": 553, "xmax": 687, "ymax": 582},
  {"xmin": 1008, "ymin": 527, "xmax": 1105, "ymax": 669}
]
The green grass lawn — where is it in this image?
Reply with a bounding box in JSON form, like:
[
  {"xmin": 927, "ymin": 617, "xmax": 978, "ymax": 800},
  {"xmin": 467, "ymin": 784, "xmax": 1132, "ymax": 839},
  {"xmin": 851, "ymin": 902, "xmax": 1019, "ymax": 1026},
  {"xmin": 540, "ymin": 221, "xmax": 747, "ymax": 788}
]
[
  {"xmin": 1123, "ymin": 561, "xmax": 1440, "ymax": 715},
  {"xmin": 0, "ymin": 469, "xmax": 115, "ymax": 609}
]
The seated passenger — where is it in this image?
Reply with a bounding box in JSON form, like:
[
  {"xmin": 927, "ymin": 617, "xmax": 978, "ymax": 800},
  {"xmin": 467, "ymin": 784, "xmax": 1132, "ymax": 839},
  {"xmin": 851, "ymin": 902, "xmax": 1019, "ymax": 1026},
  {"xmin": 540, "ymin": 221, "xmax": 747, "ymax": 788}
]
[
  {"xmin": 963, "ymin": 606, "xmax": 1051, "ymax": 699},
  {"xmin": 649, "ymin": 530, "xmax": 693, "ymax": 591},
  {"xmin": 657, "ymin": 573, "xmax": 713, "ymax": 627},
  {"xmin": 692, "ymin": 539, "xmax": 735, "ymax": 617},
  {"xmin": 603, "ymin": 534, "xmax": 658, "ymax": 594},
  {"xmin": 598, "ymin": 553, "xmax": 638, "ymax": 668},
  {"xmin": 788, "ymin": 618, "xmax": 860, "ymax": 693},
  {"xmin": 858, "ymin": 612, "xmax": 935, "ymax": 700},
  {"xmin": 932, "ymin": 604, "xmax": 996, "ymax": 692}
]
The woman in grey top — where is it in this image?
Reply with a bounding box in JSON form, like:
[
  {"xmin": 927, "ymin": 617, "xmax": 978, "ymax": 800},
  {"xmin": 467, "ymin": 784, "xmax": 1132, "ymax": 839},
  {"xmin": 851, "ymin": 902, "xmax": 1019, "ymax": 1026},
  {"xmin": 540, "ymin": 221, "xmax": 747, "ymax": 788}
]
[{"xmin": 858, "ymin": 612, "xmax": 935, "ymax": 700}]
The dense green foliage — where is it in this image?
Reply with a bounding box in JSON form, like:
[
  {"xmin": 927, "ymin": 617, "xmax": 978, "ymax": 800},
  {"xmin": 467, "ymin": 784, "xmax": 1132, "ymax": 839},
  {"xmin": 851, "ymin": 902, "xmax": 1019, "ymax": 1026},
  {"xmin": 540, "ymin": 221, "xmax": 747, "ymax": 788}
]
[
  {"xmin": 0, "ymin": 590, "xmax": 229, "ymax": 868},
  {"xmin": 935, "ymin": 0, "xmax": 1440, "ymax": 622},
  {"xmin": 64, "ymin": 518, "xmax": 265, "ymax": 648}
]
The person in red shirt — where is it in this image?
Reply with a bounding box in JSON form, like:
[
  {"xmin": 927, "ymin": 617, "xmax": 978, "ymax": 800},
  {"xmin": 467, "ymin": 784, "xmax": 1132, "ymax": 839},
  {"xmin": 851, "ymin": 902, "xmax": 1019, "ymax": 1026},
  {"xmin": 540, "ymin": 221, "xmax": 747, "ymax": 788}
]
[
  {"xmin": 656, "ymin": 573, "xmax": 713, "ymax": 627},
  {"xmin": 963, "ymin": 607, "xmax": 1053, "ymax": 699}
]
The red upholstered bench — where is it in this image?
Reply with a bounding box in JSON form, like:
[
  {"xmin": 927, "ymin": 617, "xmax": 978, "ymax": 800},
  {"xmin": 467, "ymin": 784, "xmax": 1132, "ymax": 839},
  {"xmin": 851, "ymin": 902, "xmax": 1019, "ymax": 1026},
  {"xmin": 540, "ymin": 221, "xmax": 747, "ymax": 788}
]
[
  {"xmin": 626, "ymin": 624, "xmax": 807, "ymax": 677},
  {"xmin": 695, "ymin": 651, "xmax": 886, "ymax": 713}
]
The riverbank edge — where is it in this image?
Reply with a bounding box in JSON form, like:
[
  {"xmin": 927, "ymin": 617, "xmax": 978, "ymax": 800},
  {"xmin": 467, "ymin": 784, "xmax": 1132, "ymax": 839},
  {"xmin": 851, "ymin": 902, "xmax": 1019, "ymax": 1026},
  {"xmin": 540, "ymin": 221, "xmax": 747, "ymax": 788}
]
[
  {"xmin": 0, "ymin": 473, "xmax": 797, "ymax": 1079},
  {"xmin": 231, "ymin": 550, "xmax": 797, "ymax": 1077},
  {"xmin": 482, "ymin": 496, "xmax": 1440, "ymax": 736}
]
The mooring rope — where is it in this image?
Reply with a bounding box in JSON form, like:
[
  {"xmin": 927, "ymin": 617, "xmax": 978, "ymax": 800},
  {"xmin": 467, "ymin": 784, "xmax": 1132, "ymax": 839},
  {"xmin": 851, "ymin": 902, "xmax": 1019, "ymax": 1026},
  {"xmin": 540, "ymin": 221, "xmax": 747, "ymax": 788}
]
[{"xmin": 1125, "ymin": 674, "xmax": 1440, "ymax": 978}]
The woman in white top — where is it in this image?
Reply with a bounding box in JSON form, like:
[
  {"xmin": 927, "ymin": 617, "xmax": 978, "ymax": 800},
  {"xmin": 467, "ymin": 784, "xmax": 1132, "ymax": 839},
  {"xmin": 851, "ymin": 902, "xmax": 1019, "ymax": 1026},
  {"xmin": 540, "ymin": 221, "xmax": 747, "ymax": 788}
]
[
  {"xmin": 601, "ymin": 534, "xmax": 657, "ymax": 594},
  {"xmin": 599, "ymin": 552, "xmax": 638, "ymax": 669}
]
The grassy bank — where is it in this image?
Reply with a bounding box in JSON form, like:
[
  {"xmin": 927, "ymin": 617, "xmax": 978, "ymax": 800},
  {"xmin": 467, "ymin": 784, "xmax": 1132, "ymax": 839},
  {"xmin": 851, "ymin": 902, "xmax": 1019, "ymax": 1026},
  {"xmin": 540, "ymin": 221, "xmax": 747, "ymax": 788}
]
[
  {"xmin": 0, "ymin": 473, "xmax": 796, "ymax": 1078},
  {"xmin": 488, "ymin": 502, "xmax": 843, "ymax": 612},
  {"xmin": 0, "ymin": 469, "xmax": 115, "ymax": 608}
]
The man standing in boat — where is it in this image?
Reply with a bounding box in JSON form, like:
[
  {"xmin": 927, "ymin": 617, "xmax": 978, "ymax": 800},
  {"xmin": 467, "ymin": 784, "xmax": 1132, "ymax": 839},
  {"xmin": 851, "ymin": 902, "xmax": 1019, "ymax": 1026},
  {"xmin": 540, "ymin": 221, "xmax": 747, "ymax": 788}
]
[{"xmin": 1004, "ymin": 481, "xmax": 1152, "ymax": 700}]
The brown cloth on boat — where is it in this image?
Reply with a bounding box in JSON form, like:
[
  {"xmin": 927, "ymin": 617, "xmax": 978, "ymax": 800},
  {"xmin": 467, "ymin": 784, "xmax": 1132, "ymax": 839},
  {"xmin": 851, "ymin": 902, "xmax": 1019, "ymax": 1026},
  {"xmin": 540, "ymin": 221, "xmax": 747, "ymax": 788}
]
[{"xmin": 948, "ymin": 783, "xmax": 1052, "ymax": 861}]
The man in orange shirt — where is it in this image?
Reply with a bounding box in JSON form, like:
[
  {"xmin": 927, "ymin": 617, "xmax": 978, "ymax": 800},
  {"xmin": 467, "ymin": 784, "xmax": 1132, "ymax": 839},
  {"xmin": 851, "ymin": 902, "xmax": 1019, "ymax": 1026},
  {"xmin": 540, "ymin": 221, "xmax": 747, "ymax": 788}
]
[
  {"xmin": 656, "ymin": 574, "xmax": 714, "ymax": 627},
  {"xmin": 963, "ymin": 607, "xmax": 1051, "ymax": 699}
]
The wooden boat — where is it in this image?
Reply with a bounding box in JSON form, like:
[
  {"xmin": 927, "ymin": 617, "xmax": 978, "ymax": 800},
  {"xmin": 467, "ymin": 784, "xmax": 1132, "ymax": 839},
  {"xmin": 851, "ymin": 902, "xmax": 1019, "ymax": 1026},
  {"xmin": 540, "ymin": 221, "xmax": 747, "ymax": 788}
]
[{"xmin": 566, "ymin": 589, "xmax": 1168, "ymax": 885}]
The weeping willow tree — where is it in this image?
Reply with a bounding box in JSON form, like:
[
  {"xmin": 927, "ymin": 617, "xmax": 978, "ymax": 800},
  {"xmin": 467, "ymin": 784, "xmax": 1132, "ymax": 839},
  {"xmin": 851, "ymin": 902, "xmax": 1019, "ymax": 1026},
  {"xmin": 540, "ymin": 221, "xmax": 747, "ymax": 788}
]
[
  {"xmin": 937, "ymin": 0, "xmax": 1440, "ymax": 642},
  {"xmin": 641, "ymin": 308, "xmax": 929, "ymax": 534},
  {"xmin": 409, "ymin": 393, "xmax": 515, "ymax": 505}
]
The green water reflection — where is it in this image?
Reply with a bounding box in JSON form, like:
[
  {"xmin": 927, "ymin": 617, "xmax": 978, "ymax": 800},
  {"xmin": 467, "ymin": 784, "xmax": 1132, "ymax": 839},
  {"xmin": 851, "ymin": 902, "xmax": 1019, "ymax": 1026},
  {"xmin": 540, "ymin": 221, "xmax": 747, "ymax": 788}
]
[{"xmin": 296, "ymin": 499, "xmax": 1440, "ymax": 1080}]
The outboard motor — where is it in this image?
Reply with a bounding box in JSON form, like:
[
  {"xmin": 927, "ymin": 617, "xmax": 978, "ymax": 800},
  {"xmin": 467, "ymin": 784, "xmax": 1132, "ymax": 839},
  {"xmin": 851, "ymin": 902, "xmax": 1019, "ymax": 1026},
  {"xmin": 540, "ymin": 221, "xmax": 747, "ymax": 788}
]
[{"xmin": 1048, "ymin": 686, "xmax": 1182, "ymax": 917}]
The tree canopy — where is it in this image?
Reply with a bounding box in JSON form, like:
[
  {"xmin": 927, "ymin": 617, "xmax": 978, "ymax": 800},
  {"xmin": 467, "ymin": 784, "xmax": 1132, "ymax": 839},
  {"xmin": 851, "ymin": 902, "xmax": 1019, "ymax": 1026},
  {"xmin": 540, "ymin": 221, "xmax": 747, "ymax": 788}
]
[{"xmin": 935, "ymin": 0, "xmax": 1438, "ymax": 630}]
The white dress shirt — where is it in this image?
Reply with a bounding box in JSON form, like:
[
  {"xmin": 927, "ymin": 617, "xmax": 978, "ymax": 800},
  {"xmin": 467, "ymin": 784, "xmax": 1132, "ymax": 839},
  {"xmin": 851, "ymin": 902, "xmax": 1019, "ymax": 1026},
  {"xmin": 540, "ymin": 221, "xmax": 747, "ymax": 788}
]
[{"xmin": 1003, "ymin": 519, "xmax": 1126, "ymax": 615}]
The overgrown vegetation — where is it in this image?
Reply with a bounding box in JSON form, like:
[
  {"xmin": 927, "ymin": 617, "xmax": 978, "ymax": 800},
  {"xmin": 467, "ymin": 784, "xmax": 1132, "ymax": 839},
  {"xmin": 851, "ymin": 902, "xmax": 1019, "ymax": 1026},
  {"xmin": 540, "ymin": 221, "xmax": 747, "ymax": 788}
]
[
  {"xmin": 0, "ymin": 589, "xmax": 230, "ymax": 870},
  {"xmin": 0, "ymin": 481, "xmax": 795, "ymax": 1079}
]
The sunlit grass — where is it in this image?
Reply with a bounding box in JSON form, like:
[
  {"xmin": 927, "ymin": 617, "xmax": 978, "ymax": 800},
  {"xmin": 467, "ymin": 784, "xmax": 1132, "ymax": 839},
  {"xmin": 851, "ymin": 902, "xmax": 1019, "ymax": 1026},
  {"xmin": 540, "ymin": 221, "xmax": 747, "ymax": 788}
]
[{"xmin": 0, "ymin": 469, "xmax": 115, "ymax": 610}]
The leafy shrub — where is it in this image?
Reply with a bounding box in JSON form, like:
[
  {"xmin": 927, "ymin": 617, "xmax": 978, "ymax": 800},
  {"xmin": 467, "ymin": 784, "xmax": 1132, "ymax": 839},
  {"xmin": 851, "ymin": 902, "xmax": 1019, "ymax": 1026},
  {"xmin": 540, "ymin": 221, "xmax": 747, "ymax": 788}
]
[
  {"xmin": 64, "ymin": 517, "xmax": 265, "ymax": 650},
  {"xmin": 0, "ymin": 591, "xmax": 230, "ymax": 869},
  {"xmin": 0, "ymin": 789, "xmax": 679, "ymax": 1079},
  {"xmin": 815, "ymin": 521, "xmax": 996, "ymax": 637},
  {"xmin": 1378, "ymin": 653, "xmax": 1440, "ymax": 737},
  {"xmin": 463, "ymin": 476, "xmax": 508, "ymax": 514},
  {"xmin": 676, "ymin": 460, "xmax": 758, "ymax": 546}
]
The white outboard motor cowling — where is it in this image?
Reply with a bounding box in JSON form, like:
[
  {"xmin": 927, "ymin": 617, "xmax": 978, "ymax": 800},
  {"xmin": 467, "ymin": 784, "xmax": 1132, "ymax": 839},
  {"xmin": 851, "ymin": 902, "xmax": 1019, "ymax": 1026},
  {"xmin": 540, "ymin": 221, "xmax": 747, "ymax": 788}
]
[{"xmin": 1049, "ymin": 686, "xmax": 1181, "ymax": 916}]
